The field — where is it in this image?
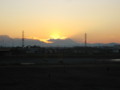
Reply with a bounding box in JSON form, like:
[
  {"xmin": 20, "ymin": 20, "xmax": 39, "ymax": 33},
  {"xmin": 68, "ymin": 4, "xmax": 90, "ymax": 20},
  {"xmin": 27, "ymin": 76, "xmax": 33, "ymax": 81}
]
[{"xmin": 0, "ymin": 62, "xmax": 120, "ymax": 90}]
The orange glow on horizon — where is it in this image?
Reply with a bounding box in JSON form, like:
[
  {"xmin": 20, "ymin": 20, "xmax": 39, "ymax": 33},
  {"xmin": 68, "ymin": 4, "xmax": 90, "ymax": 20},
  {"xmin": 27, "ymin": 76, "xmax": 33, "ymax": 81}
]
[
  {"xmin": 31, "ymin": 37, "xmax": 51, "ymax": 43},
  {"xmin": 30, "ymin": 32, "xmax": 67, "ymax": 43}
]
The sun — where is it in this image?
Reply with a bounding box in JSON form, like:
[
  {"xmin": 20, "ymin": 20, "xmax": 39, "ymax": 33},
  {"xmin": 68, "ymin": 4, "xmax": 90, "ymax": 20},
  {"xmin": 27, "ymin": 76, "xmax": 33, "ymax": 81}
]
[
  {"xmin": 28, "ymin": 32, "xmax": 67, "ymax": 43},
  {"xmin": 50, "ymin": 33, "xmax": 66, "ymax": 39}
]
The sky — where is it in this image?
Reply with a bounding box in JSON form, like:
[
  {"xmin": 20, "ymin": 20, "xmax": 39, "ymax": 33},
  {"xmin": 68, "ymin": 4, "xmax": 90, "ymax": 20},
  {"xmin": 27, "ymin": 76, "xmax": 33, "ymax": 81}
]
[{"xmin": 0, "ymin": 0, "xmax": 120, "ymax": 43}]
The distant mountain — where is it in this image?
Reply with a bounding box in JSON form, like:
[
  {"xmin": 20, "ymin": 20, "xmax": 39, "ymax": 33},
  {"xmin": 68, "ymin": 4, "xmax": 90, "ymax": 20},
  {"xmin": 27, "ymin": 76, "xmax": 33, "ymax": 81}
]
[
  {"xmin": 88, "ymin": 43, "xmax": 120, "ymax": 47},
  {"xmin": 0, "ymin": 35, "xmax": 14, "ymax": 47},
  {"xmin": 0, "ymin": 35, "xmax": 119, "ymax": 47},
  {"xmin": 0, "ymin": 35, "xmax": 45, "ymax": 47},
  {"xmin": 46, "ymin": 38, "xmax": 81, "ymax": 47},
  {"xmin": 105, "ymin": 43, "xmax": 120, "ymax": 46},
  {"xmin": 0, "ymin": 35, "xmax": 12, "ymax": 40}
]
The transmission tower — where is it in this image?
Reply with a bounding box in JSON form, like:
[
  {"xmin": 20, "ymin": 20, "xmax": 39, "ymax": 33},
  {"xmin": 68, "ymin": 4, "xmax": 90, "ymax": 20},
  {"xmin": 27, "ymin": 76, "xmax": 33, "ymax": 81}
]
[
  {"xmin": 85, "ymin": 33, "xmax": 87, "ymax": 47},
  {"xmin": 22, "ymin": 31, "xmax": 24, "ymax": 48}
]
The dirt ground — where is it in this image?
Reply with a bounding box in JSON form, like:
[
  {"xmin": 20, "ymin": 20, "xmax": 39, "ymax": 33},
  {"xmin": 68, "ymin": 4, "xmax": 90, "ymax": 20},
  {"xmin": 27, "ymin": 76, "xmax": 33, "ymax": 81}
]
[{"xmin": 0, "ymin": 64, "xmax": 120, "ymax": 90}]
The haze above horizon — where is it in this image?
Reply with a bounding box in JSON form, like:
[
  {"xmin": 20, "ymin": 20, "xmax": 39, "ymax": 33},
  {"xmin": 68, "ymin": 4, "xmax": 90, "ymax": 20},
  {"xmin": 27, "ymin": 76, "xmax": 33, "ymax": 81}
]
[{"xmin": 0, "ymin": 0, "xmax": 120, "ymax": 43}]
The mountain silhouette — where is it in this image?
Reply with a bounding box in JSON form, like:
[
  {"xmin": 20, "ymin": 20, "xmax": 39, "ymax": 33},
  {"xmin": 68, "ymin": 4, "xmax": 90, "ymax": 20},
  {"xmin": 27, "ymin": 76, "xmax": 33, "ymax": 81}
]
[
  {"xmin": 47, "ymin": 38, "xmax": 80, "ymax": 47},
  {"xmin": 0, "ymin": 35, "xmax": 119, "ymax": 47},
  {"xmin": 0, "ymin": 35, "xmax": 44, "ymax": 47}
]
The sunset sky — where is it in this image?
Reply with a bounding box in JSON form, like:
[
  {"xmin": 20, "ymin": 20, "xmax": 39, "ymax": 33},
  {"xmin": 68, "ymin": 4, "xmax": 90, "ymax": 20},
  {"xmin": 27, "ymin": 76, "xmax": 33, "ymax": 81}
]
[{"xmin": 0, "ymin": 0, "xmax": 120, "ymax": 43}]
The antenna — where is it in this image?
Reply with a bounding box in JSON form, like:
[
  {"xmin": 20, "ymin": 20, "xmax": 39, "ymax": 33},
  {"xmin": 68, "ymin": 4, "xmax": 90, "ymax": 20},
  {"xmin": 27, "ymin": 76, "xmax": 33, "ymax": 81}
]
[
  {"xmin": 22, "ymin": 31, "xmax": 24, "ymax": 48},
  {"xmin": 85, "ymin": 33, "xmax": 87, "ymax": 47}
]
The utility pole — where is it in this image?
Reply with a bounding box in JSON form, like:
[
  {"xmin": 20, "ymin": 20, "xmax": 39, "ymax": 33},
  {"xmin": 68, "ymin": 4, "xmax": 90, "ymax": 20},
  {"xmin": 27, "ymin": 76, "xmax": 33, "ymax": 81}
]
[{"xmin": 22, "ymin": 31, "xmax": 24, "ymax": 48}]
